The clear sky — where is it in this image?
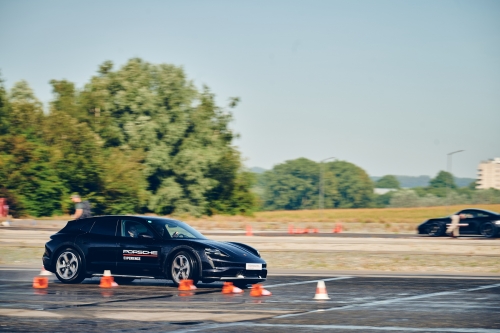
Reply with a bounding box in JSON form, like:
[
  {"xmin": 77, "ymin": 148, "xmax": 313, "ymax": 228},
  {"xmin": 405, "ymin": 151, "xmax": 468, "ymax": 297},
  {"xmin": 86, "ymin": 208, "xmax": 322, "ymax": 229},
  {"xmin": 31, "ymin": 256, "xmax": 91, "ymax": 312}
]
[{"xmin": 1, "ymin": 0, "xmax": 499, "ymax": 178}]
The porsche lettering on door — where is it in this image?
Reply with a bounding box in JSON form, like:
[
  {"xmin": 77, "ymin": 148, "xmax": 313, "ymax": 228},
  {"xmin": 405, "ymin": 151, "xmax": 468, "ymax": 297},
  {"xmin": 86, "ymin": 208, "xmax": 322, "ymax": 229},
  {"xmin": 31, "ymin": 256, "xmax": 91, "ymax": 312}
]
[{"xmin": 122, "ymin": 250, "xmax": 158, "ymax": 257}]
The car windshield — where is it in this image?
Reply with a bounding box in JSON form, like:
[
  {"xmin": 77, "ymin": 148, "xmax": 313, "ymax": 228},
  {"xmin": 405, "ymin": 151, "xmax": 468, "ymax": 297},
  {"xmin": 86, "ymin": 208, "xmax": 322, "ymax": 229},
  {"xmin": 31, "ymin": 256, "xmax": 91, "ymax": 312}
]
[{"xmin": 147, "ymin": 218, "xmax": 206, "ymax": 240}]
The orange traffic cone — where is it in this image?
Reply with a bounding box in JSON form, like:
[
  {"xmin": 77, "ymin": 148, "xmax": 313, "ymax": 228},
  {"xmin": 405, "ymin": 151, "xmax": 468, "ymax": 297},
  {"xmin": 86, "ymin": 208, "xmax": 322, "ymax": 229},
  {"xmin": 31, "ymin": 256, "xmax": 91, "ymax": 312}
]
[
  {"xmin": 313, "ymin": 280, "xmax": 330, "ymax": 300},
  {"xmin": 100, "ymin": 270, "xmax": 117, "ymax": 288},
  {"xmin": 333, "ymin": 223, "xmax": 343, "ymax": 233},
  {"xmin": 246, "ymin": 224, "xmax": 253, "ymax": 236},
  {"xmin": 313, "ymin": 228, "xmax": 318, "ymax": 233},
  {"xmin": 33, "ymin": 267, "xmax": 50, "ymax": 289},
  {"xmin": 222, "ymin": 282, "xmax": 244, "ymax": 294},
  {"xmin": 250, "ymin": 284, "xmax": 272, "ymax": 297},
  {"xmin": 178, "ymin": 279, "xmax": 197, "ymax": 291},
  {"xmin": 33, "ymin": 276, "xmax": 48, "ymax": 289},
  {"xmin": 288, "ymin": 224, "xmax": 294, "ymax": 234}
]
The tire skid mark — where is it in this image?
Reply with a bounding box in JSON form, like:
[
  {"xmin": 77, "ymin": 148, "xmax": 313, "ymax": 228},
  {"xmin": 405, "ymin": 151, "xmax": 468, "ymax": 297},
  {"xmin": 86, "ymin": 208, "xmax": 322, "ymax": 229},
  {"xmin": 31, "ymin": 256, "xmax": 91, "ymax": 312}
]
[
  {"xmin": 275, "ymin": 283, "xmax": 500, "ymax": 319},
  {"xmin": 265, "ymin": 276, "xmax": 352, "ymax": 288},
  {"xmin": 172, "ymin": 322, "xmax": 500, "ymax": 333},
  {"xmin": 38, "ymin": 290, "xmax": 219, "ymax": 311}
]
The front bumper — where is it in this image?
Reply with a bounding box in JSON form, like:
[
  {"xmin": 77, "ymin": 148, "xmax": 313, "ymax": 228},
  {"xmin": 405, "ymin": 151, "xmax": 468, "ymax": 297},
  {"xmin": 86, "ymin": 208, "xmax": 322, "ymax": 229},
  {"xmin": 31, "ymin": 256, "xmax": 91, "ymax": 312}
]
[{"xmin": 201, "ymin": 261, "xmax": 267, "ymax": 283}]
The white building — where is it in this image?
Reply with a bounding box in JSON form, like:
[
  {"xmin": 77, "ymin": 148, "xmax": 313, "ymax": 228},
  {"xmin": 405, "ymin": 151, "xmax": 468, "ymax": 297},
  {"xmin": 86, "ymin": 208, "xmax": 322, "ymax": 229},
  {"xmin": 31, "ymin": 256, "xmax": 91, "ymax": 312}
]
[{"xmin": 477, "ymin": 158, "xmax": 500, "ymax": 190}]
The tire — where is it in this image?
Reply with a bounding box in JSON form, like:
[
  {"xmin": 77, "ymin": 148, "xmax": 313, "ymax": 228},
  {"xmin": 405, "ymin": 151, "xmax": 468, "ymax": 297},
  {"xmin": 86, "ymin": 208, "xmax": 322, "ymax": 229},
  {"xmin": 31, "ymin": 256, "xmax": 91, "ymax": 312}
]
[
  {"xmin": 54, "ymin": 248, "xmax": 85, "ymax": 284},
  {"xmin": 427, "ymin": 222, "xmax": 445, "ymax": 237},
  {"xmin": 480, "ymin": 222, "xmax": 498, "ymax": 238},
  {"xmin": 114, "ymin": 277, "xmax": 135, "ymax": 284},
  {"xmin": 169, "ymin": 251, "xmax": 198, "ymax": 286}
]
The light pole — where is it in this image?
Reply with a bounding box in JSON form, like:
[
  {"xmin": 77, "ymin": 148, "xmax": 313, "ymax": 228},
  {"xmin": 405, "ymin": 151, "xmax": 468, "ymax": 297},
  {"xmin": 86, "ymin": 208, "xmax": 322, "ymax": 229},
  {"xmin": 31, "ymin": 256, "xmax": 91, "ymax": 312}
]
[
  {"xmin": 319, "ymin": 157, "xmax": 336, "ymax": 212},
  {"xmin": 447, "ymin": 150, "xmax": 464, "ymax": 215}
]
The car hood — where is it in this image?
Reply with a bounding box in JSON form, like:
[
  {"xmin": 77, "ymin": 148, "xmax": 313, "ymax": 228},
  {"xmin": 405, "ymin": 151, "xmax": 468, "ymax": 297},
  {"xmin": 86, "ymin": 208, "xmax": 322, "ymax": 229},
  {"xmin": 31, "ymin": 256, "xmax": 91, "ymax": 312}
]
[{"xmin": 189, "ymin": 239, "xmax": 264, "ymax": 262}]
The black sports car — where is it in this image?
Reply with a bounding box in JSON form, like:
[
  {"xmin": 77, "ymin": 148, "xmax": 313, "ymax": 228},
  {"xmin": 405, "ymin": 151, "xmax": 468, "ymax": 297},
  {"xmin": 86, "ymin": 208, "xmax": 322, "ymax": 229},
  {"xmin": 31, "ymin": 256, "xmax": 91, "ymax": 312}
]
[
  {"xmin": 43, "ymin": 216, "xmax": 267, "ymax": 287},
  {"xmin": 417, "ymin": 208, "xmax": 500, "ymax": 238}
]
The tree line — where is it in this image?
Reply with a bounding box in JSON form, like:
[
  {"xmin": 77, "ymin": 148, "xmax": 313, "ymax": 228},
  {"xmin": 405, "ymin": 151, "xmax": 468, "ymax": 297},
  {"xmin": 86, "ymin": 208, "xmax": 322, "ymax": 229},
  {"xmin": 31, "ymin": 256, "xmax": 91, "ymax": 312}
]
[
  {"xmin": 0, "ymin": 59, "xmax": 256, "ymax": 217},
  {"xmin": 374, "ymin": 172, "xmax": 500, "ymax": 207},
  {"xmin": 2, "ymin": 59, "xmax": 498, "ymax": 217}
]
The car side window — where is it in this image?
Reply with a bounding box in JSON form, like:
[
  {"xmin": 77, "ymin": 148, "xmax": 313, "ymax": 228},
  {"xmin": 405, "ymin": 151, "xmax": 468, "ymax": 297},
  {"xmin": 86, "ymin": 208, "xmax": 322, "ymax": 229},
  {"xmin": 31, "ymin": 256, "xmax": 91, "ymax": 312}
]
[
  {"xmin": 89, "ymin": 218, "xmax": 118, "ymax": 236},
  {"xmin": 121, "ymin": 220, "xmax": 154, "ymax": 239},
  {"xmin": 460, "ymin": 211, "xmax": 475, "ymax": 219}
]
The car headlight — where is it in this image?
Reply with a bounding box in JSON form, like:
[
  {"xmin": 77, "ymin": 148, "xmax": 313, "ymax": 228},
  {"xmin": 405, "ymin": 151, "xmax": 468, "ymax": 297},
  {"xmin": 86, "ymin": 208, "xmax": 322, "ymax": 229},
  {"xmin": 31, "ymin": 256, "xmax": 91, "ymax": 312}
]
[
  {"xmin": 494, "ymin": 220, "xmax": 500, "ymax": 225},
  {"xmin": 205, "ymin": 248, "xmax": 229, "ymax": 258}
]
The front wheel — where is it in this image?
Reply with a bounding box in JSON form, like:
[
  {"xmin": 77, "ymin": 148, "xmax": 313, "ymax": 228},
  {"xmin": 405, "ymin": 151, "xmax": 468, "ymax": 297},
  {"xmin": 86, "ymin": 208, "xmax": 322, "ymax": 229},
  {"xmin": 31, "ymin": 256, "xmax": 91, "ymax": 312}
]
[
  {"xmin": 480, "ymin": 222, "xmax": 498, "ymax": 238},
  {"xmin": 55, "ymin": 248, "xmax": 85, "ymax": 284},
  {"xmin": 170, "ymin": 251, "xmax": 198, "ymax": 286},
  {"xmin": 427, "ymin": 222, "xmax": 445, "ymax": 237}
]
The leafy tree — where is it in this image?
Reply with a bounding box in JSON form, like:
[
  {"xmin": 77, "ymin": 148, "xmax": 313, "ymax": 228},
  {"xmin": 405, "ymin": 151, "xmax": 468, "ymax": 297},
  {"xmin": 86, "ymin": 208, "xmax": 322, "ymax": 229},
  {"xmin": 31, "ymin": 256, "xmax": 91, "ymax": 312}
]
[
  {"xmin": 429, "ymin": 171, "xmax": 456, "ymax": 189},
  {"xmin": 262, "ymin": 158, "xmax": 323, "ymax": 210},
  {"xmin": 375, "ymin": 175, "xmax": 400, "ymax": 189},
  {"xmin": 0, "ymin": 73, "xmax": 9, "ymax": 135},
  {"xmin": 325, "ymin": 161, "xmax": 374, "ymax": 208},
  {"xmin": 63, "ymin": 58, "xmax": 250, "ymax": 216},
  {"xmin": 260, "ymin": 158, "xmax": 374, "ymax": 210}
]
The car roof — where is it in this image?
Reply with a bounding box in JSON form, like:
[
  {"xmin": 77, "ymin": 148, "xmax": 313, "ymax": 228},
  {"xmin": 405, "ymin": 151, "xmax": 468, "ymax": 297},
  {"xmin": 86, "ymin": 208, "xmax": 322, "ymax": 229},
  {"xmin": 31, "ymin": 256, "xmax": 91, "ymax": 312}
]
[
  {"xmin": 68, "ymin": 215, "xmax": 183, "ymax": 223},
  {"xmin": 458, "ymin": 208, "xmax": 499, "ymax": 215}
]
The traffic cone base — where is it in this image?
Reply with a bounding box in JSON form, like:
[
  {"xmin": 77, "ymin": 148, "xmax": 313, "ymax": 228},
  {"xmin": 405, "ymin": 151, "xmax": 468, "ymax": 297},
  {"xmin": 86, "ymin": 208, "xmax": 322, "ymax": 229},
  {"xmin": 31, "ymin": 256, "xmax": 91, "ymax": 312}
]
[
  {"xmin": 246, "ymin": 225, "xmax": 253, "ymax": 236},
  {"xmin": 178, "ymin": 279, "xmax": 197, "ymax": 291},
  {"xmin": 33, "ymin": 276, "xmax": 48, "ymax": 289},
  {"xmin": 313, "ymin": 280, "xmax": 330, "ymax": 300},
  {"xmin": 250, "ymin": 284, "xmax": 272, "ymax": 297},
  {"xmin": 222, "ymin": 282, "xmax": 244, "ymax": 294}
]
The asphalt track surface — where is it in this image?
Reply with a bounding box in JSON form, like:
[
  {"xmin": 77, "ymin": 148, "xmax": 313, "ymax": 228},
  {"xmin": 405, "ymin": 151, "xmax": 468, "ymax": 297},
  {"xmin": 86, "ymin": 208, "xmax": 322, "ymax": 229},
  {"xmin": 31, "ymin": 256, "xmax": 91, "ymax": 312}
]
[{"xmin": 1, "ymin": 269, "xmax": 499, "ymax": 332}]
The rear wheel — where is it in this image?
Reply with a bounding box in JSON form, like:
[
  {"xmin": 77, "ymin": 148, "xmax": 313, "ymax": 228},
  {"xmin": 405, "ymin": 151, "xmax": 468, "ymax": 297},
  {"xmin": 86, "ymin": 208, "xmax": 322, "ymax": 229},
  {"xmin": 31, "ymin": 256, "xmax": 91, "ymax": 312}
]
[
  {"xmin": 55, "ymin": 248, "xmax": 85, "ymax": 284},
  {"xmin": 427, "ymin": 222, "xmax": 445, "ymax": 237},
  {"xmin": 169, "ymin": 251, "xmax": 198, "ymax": 286},
  {"xmin": 480, "ymin": 222, "xmax": 498, "ymax": 238}
]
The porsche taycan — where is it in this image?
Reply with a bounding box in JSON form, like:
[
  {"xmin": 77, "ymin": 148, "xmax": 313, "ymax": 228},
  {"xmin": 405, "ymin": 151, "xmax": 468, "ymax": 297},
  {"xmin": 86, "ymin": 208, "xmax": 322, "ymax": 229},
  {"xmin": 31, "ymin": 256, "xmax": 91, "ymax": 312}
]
[{"xmin": 43, "ymin": 216, "xmax": 267, "ymax": 287}]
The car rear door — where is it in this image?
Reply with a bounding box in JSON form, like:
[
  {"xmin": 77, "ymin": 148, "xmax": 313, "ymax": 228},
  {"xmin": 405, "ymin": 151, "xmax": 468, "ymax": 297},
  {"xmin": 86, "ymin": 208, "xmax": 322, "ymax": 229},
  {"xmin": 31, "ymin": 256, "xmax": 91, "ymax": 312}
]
[
  {"xmin": 79, "ymin": 217, "xmax": 119, "ymax": 273},
  {"xmin": 116, "ymin": 218, "xmax": 162, "ymax": 276}
]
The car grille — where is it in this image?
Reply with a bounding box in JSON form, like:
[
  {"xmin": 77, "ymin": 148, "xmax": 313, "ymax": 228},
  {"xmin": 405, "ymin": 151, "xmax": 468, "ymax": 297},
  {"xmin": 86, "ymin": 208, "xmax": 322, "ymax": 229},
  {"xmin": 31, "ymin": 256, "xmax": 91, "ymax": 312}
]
[{"xmin": 213, "ymin": 261, "xmax": 266, "ymax": 269}]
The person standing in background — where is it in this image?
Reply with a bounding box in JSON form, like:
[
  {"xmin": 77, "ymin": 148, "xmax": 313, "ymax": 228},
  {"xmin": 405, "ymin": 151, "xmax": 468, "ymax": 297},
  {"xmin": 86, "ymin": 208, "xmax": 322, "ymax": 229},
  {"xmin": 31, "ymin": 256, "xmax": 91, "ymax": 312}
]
[
  {"xmin": 70, "ymin": 194, "xmax": 92, "ymax": 220},
  {"xmin": 447, "ymin": 213, "xmax": 466, "ymax": 238}
]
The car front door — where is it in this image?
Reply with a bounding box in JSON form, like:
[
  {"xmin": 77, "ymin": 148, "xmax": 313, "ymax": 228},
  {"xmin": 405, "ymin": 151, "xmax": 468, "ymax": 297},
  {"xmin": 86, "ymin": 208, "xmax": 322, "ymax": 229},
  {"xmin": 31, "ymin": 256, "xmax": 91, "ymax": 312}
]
[
  {"xmin": 116, "ymin": 219, "xmax": 162, "ymax": 276},
  {"xmin": 79, "ymin": 217, "xmax": 119, "ymax": 273},
  {"xmin": 459, "ymin": 210, "xmax": 480, "ymax": 234}
]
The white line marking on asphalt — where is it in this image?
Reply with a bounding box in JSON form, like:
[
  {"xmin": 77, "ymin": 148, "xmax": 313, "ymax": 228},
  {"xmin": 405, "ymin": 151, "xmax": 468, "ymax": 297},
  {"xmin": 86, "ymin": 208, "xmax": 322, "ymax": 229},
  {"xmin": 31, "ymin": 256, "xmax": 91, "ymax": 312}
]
[
  {"xmin": 275, "ymin": 283, "xmax": 500, "ymax": 319},
  {"xmin": 265, "ymin": 276, "xmax": 352, "ymax": 288},
  {"xmin": 172, "ymin": 323, "xmax": 500, "ymax": 333}
]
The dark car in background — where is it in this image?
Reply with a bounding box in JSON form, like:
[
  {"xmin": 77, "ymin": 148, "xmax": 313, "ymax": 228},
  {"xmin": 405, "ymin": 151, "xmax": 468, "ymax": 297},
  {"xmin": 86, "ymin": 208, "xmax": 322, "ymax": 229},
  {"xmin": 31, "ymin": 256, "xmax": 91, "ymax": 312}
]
[
  {"xmin": 417, "ymin": 208, "xmax": 500, "ymax": 238},
  {"xmin": 43, "ymin": 216, "xmax": 267, "ymax": 287}
]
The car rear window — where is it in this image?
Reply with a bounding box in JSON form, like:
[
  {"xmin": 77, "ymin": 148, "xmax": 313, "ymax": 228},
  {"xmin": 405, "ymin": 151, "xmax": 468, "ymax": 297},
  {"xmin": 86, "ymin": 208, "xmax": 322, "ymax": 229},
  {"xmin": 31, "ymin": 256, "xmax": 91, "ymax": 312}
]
[
  {"xmin": 89, "ymin": 218, "xmax": 118, "ymax": 236},
  {"xmin": 59, "ymin": 219, "xmax": 94, "ymax": 234}
]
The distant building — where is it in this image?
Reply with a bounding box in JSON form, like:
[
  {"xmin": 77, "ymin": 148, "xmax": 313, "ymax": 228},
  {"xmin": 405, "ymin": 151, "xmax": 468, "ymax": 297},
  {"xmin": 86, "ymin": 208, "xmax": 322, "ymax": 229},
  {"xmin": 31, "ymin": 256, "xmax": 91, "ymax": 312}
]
[{"xmin": 477, "ymin": 158, "xmax": 500, "ymax": 190}]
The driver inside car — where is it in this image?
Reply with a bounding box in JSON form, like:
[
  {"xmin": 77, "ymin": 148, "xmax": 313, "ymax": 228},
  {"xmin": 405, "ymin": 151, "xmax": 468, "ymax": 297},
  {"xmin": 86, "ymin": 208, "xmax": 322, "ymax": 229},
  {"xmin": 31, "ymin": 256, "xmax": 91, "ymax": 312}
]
[{"xmin": 127, "ymin": 225, "xmax": 138, "ymax": 238}]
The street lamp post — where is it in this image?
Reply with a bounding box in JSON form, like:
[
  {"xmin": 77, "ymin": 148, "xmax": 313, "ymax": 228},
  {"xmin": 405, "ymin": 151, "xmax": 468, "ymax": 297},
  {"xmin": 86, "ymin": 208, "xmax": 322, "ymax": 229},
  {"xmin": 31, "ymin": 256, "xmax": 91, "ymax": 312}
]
[
  {"xmin": 319, "ymin": 157, "xmax": 336, "ymax": 212},
  {"xmin": 447, "ymin": 150, "xmax": 464, "ymax": 215}
]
